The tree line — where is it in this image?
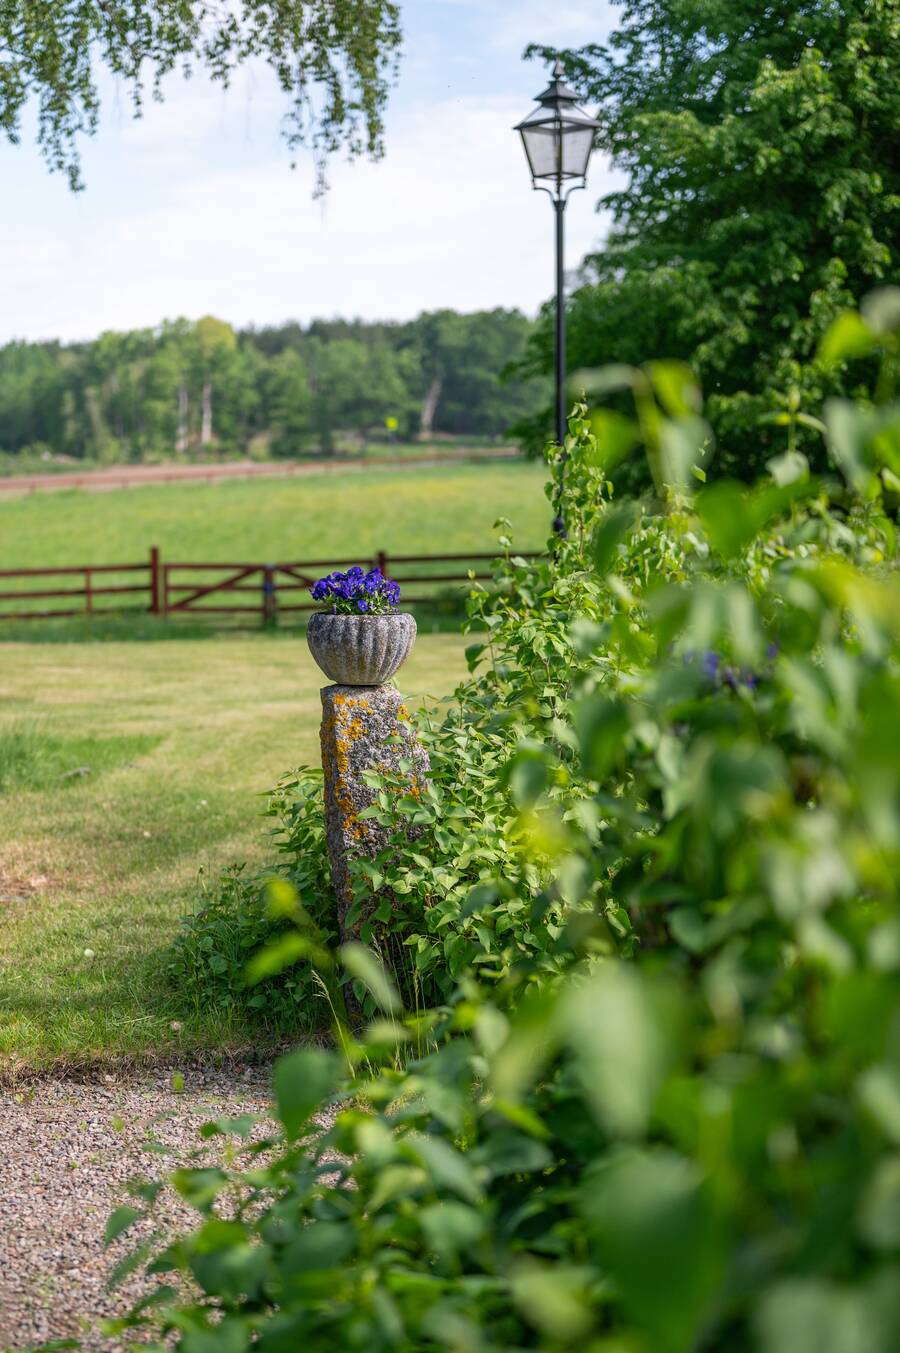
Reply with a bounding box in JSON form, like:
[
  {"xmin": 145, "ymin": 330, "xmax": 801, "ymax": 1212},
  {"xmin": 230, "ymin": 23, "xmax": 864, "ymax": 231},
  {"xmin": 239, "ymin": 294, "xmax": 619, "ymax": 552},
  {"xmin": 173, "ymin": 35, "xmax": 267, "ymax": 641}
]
[{"xmin": 0, "ymin": 309, "xmax": 548, "ymax": 463}]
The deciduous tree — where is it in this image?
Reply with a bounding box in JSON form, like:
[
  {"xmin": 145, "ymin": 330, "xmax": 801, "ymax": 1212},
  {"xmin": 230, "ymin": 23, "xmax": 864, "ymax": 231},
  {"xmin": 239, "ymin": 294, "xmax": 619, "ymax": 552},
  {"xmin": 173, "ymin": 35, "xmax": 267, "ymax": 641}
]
[{"xmin": 0, "ymin": 0, "xmax": 401, "ymax": 190}]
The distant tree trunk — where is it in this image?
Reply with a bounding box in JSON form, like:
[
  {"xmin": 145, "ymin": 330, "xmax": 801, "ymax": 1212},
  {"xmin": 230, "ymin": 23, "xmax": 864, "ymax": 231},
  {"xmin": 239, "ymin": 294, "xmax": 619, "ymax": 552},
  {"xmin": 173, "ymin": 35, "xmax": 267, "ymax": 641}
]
[
  {"xmin": 200, "ymin": 381, "xmax": 213, "ymax": 445},
  {"xmin": 419, "ymin": 373, "xmax": 442, "ymax": 439},
  {"xmin": 176, "ymin": 385, "xmax": 189, "ymax": 454}
]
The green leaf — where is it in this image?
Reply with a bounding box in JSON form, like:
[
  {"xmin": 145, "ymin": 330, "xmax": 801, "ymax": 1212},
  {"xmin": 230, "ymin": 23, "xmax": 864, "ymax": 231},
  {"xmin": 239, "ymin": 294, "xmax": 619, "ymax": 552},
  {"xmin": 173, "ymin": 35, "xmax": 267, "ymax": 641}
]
[
  {"xmin": 405, "ymin": 1133, "xmax": 483, "ymax": 1204},
  {"xmin": 754, "ymin": 1273, "xmax": 900, "ymax": 1353},
  {"xmin": 273, "ymin": 1048, "xmax": 338, "ymax": 1141},
  {"xmin": 586, "ymin": 408, "xmax": 641, "ymax": 472},
  {"xmin": 280, "ymin": 1219, "xmax": 355, "ymax": 1275},
  {"xmin": 560, "ymin": 966, "xmax": 685, "ymax": 1137},
  {"xmin": 858, "ymin": 1156, "xmax": 900, "ymax": 1250},
  {"xmin": 507, "ymin": 748, "xmax": 548, "ymax": 807},
  {"xmin": 573, "ymin": 363, "xmax": 640, "ymax": 396},
  {"xmin": 768, "ymin": 449, "xmax": 810, "ymax": 485},
  {"xmin": 171, "ymin": 1168, "xmax": 229, "ymax": 1212},
  {"xmin": 339, "ymin": 942, "xmax": 402, "ymax": 1014},
  {"xmin": 244, "ymin": 932, "xmax": 326, "ymax": 986},
  {"xmin": 574, "ymin": 695, "xmax": 629, "ymax": 781},
  {"xmin": 419, "ymin": 1201, "xmax": 486, "ymax": 1257},
  {"xmin": 510, "ymin": 1261, "xmax": 594, "ymax": 1341},
  {"xmin": 646, "ymin": 360, "xmax": 701, "ymax": 417},
  {"xmin": 818, "ymin": 310, "xmax": 877, "ymax": 366},
  {"xmin": 103, "ymin": 1204, "xmax": 143, "ymax": 1247},
  {"xmin": 859, "ymin": 1063, "xmax": 900, "ymax": 1144},
  {"xmin": 696, "ymin": 480, "xmax": 758, "ymax": 558},
  {"xmin": 585, "ymin": 1148, "xmax": 724, "ymax": 1353},
  {"xmin": 861, "ymin": 286, "xmax": 900, "ymax": 337},
  {"xmin": 592, "ymin": 501, "xmax": 638, "ymax": 574}
]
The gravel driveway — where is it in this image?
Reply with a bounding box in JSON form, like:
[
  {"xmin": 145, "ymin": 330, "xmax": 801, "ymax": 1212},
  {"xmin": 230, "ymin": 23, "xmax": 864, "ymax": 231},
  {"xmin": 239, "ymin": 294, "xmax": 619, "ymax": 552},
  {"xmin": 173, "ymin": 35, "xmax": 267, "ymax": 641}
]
[{"xmin": 0, "ymin": 1067, "xmax": 275, "ymax": 1351}]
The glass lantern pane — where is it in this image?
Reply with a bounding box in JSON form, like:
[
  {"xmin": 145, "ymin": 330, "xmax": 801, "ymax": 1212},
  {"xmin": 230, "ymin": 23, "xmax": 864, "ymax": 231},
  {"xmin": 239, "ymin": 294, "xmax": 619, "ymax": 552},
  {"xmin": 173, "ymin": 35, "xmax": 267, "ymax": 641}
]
[
  {"xmin": 562, "ymin": 126, "xmax": 595, "ymax": 178},
  {"xmin": 520, "ymin": 125, "xmax": 561, "ymax": 180}
]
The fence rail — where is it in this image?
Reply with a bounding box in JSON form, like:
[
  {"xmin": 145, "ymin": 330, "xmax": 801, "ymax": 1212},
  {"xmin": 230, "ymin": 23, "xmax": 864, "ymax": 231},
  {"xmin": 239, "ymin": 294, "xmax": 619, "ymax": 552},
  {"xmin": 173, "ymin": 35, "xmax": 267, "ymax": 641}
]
[{"xmin": 0, "ymin": 548, "xmax": 541, "ymax": 624}]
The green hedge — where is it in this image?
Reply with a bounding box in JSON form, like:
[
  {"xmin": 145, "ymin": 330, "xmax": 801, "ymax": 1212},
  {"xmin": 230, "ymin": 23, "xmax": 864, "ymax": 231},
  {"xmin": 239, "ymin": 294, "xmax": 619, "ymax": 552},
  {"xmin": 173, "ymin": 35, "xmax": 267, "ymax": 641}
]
[{"xmin": 97, "ymin": 297, "xmax": 900, "ymax": 1353}]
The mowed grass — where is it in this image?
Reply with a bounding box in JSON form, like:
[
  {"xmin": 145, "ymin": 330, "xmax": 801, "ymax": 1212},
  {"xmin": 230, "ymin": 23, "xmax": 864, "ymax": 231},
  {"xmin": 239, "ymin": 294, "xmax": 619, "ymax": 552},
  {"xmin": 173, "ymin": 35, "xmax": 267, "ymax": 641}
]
[
  {"xmin": 0, "ymin": 461, "xmax": 548, "ymax": 568},
  {"xmin": 0, "ymin": 632, "xmax": 471, "ymax": 1075}
]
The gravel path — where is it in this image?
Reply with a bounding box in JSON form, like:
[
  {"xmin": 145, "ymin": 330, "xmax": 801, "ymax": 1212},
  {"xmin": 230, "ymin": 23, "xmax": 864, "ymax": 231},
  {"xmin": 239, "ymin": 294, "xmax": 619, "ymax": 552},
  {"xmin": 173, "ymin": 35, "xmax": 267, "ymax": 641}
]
[{"xmin": 0, "ymin": 1067, "xmax": 277, "ymax": 1351}]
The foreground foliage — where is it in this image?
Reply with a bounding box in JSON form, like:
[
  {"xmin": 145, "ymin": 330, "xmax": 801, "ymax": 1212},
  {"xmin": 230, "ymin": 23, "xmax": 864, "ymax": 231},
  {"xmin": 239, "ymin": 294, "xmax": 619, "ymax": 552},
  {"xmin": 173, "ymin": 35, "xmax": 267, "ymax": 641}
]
[{"xmin": 107, "ymin": 301, "xmax": 899, "ymax": 1351}]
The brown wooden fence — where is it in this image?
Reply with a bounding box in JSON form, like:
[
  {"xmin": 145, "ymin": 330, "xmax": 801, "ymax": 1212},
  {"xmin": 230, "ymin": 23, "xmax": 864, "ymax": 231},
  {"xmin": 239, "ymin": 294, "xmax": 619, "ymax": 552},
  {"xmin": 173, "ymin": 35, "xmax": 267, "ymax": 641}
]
[{"xmin": 0, "ymin": 548, "xmax": 541, "ymax": 624}]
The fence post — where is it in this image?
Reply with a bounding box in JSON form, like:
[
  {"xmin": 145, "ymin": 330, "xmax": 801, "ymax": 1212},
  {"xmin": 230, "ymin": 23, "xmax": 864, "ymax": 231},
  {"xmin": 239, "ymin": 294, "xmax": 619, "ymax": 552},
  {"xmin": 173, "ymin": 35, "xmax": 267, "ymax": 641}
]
[
  {"xmin": 149, "ymin": 547, "xmax": 161, "ymax": 615},
  {"xmin": 262, "ymin": 565, "xmax": 277, "ymax": 628},
  {"xmin": 84, "ymin": 567, "xmax": 93, "ymax": 615},
  {"xmin": 375, "ymin": 549, "xmax": 388, "ymax": 578}
]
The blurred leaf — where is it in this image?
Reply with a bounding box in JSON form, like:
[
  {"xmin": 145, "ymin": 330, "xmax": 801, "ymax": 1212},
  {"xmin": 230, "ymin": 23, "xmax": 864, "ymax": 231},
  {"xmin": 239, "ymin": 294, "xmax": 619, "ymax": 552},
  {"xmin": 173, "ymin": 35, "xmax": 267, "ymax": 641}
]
[
  {"xmin": 340, "ymin": 942, "xmax": 402, "ymax": 1014},
  {"xmin": 593, "ymin": 501, "xmax": 639, "ymax": 574},
  {"xmin": 858, "ymin": 1156, "xmax": 900, "ymax": 1250},
  {"xmin": 660, "ymin": 416, "xmax": 712, "ymax": 487},
  {"xmin": 280, "ymin": 1219, "xmax": 355, "ymax": 1274},
  {"xmin": 646, "ymin": 360, "xmax": 702, "ymax": 417},
  {"xmin": 573, "ymin": 363, "xmax": 641, "ymax": 396},
  {"xmin": 104, "ymin": 1205, "xmax": 143, "ymax": 1247},
  {"xmin": 273, "ymin": 1048, "xmax": 338, "ymax": 1141},
  {"xmin": 696, "ymin": 480, "xmax": 758, "ymax": 558},
  {"xmin": 405, "ymin": 1133, "xmax": 483, "ymax": 1204},
  {"xmin": 768, "ymin": 449, "xmax": 810, "ymax": 485},
  {"xmin": 245, "ymin": 933, "xmax": 326, "ymax": 986},
  {"xmin": 560, "ymin": 966, "xmax": 685, "ymax": 1137},
  {"xmin": 419, "ymin": 1201, "xmax": 485, "ymax": 1257},
  {"xmin": 859, "ymin": 1063, "xmax": 900, "ymax": 1144},
  {"xmin": 507, "ymin": 748, "xmax": 548, "ymax": 808},
  {"xmin": 862, "ymin": 287, "xmax": 900, "ymax": 337},
  {"xmin": 510, "ymin": 1261, "xmax": 594, "ymax": 1341},
  {"xmin": 585, "ymin": 1148, "xmax": 724, "ymax": 1353},
  {"xmin": 574, "ymin": 696, "xmax": 629, "ymax": 781},
  {"xmin": 818, "ymin": 310, "xmax": 878, "ymax": 366},
  {"xmin": 171, "ymin": 1168, "xmax": 228, "ymax": 1213},
  {"xmin": 755, "ymin": 1272, "xmax": 900, "ymax": 1353},
  {"xmin": 586, "ymin": 408, "xmax": 641, "ymax": 472}
]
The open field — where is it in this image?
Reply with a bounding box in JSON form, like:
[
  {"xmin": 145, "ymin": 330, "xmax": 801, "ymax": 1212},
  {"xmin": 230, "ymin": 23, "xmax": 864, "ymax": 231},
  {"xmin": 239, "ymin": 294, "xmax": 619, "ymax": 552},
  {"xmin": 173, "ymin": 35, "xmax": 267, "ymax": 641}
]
[
  {"xmin": 0, "ymin": 632, "xmax": 472, "ymax": 1075},
  {"xmin": 0, "ymin": 460, "xmax": 548, "ymax": 569}
]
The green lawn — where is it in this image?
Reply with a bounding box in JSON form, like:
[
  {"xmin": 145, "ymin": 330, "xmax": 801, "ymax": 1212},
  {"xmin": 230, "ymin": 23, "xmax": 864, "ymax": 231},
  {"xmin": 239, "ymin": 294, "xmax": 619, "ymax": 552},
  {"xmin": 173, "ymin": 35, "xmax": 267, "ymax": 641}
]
[
  {"xmin": 0, "ymin": 461, "xmax": 548, "ymax": 568},
  {"xmin": 0, "ymin": 632, "xmax": 471, "ymax": 1075}
]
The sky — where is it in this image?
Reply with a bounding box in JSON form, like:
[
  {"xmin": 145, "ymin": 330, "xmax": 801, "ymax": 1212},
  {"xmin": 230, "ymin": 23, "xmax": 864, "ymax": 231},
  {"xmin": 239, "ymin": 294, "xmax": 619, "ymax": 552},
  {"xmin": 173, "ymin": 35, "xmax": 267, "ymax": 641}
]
[{"xmin": 0, "ymin": 0, "xmax": 618, "ymax": 345}]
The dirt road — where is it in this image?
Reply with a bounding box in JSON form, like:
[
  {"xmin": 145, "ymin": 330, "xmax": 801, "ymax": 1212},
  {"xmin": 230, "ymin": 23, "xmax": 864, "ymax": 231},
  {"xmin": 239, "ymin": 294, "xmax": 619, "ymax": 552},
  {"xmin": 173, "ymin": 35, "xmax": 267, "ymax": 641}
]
[{"xmin": 0, "ymin": 448, "xmax": 519, "ymax": 497}]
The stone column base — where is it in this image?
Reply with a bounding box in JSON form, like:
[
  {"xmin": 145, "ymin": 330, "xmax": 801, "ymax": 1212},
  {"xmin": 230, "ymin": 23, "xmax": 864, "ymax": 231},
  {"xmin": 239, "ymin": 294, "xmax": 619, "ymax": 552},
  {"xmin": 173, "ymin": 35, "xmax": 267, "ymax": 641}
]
[{"xmin": 320, "ymin": 684, "xmax": 429, "ymax": 943}]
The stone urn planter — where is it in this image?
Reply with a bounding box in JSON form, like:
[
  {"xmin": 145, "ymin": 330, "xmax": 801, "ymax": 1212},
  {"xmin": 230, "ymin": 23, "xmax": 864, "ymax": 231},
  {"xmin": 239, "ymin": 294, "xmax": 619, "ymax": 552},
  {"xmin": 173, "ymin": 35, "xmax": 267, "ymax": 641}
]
[{"xmin": 307, "ymin": 611, "xmax": 417, "ymax": 686}]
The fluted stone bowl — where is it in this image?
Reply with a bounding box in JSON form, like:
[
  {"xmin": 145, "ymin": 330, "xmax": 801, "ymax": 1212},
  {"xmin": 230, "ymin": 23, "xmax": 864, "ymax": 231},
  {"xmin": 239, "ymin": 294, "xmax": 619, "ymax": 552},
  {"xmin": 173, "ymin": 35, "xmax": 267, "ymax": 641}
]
[{"xmin": 307, "ymin": 612, "xmax": 417, "ymax": 686}]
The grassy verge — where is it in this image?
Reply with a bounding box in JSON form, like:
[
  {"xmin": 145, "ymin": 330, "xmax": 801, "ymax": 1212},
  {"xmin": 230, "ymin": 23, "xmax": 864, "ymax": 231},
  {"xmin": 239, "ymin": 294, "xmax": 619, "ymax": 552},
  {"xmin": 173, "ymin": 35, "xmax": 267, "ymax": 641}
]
[{"xmin": 0, "ymin": 632, "xmax": 471, "ymax": 1077}]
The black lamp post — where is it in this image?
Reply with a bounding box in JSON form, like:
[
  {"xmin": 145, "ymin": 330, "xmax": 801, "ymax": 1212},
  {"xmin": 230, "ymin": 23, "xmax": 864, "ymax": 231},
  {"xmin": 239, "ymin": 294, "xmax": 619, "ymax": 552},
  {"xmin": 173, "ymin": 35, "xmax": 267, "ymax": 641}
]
[{"xmin": 515, "ymin": 60, "xmax": 600, "ymax": 535}]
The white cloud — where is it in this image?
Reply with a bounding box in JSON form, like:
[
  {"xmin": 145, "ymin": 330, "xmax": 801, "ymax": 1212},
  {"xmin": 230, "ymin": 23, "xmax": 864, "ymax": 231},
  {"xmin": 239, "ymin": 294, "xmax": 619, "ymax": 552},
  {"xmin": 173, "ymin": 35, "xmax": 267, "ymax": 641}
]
[
  {"xmin": 1, "ymin": 92, "xmax": 616, "ymax": 342},
  {"xmin": 484, "ymin": 0, "xmax": 609, "ymax": 53}
]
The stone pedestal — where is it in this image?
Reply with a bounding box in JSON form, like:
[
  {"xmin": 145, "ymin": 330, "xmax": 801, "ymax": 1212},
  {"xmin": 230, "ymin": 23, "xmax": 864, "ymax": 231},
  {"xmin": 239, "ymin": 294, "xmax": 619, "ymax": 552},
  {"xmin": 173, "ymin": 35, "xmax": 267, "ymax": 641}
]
[{"xmin": 320, "ymin": 685, "xmax": 429, "ymax": 941}]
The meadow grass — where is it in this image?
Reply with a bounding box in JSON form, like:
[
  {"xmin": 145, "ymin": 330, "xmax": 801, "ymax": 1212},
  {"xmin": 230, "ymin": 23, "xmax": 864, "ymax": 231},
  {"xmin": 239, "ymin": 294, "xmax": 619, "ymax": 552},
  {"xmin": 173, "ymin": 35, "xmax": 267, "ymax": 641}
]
[
  {"xmin": 0, "ymin": 631, "xmax": 472, "ymax": 1075},
  {"xmin": 0, "ymin": 460, "xmax": 548, "ymax": 568}
]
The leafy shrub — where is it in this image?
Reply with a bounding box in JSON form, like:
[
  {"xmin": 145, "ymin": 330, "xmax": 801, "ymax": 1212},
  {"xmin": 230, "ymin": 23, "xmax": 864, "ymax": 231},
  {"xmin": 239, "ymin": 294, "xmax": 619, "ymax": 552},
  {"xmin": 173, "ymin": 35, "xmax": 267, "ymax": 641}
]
[{"xmin": 114, "ymin": 298, "xmax": 900, "ymax": 1352}]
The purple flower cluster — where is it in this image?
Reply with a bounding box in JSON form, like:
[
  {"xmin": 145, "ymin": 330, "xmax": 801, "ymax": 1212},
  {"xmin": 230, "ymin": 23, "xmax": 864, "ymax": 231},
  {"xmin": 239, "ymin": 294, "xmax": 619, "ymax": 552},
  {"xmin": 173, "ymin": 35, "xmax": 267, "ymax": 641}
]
[
  {"xmin": 686, "ymin": 642, "xmax": 778, "ymax": 692},
  {"xmin": 310, "ymin": 565, "xmax": 401, "ymax": 615}
]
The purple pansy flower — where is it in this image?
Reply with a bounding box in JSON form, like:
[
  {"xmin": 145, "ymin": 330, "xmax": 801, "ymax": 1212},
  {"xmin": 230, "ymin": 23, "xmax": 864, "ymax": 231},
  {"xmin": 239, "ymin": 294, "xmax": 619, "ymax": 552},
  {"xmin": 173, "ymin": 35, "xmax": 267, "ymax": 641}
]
[{"xmin": 309, "ymin": 565, "xmax": 402, "ymax": 616}]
